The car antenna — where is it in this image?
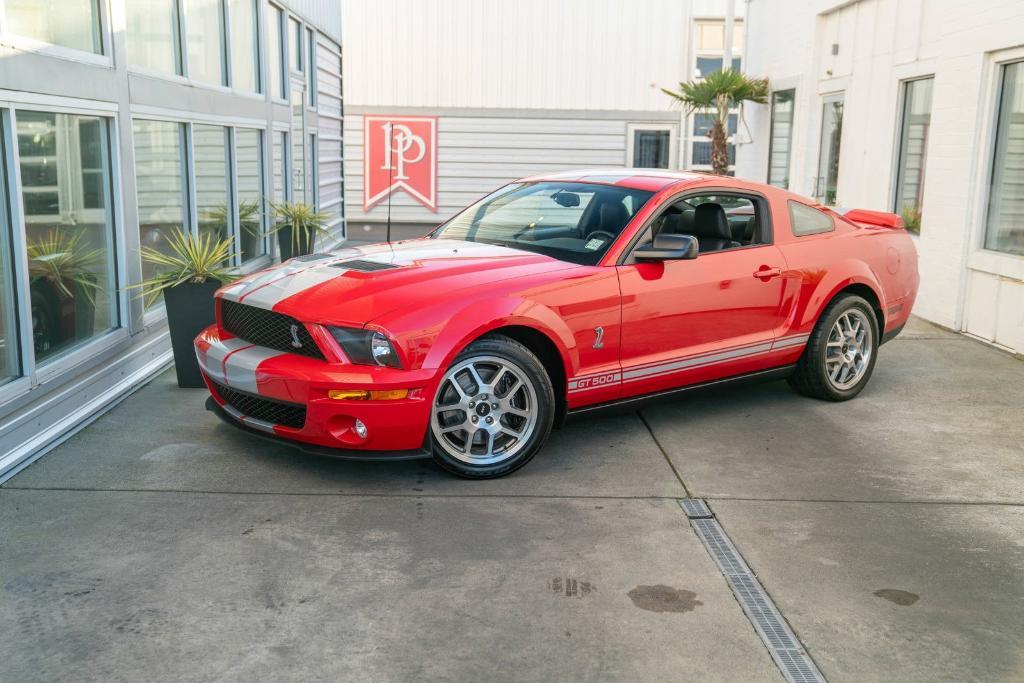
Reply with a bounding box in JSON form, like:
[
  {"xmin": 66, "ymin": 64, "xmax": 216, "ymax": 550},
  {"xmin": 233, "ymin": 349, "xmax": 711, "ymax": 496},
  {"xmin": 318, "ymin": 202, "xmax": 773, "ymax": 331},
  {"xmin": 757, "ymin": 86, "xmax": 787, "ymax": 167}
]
[{"xmin": 385, "ymin": 122, "xmax": 394, "ymax": 246}]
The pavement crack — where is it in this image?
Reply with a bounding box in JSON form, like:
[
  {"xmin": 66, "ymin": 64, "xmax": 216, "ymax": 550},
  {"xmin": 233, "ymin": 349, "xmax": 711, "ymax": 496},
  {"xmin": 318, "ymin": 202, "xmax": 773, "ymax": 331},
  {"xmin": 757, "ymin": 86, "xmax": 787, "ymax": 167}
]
[{"xmin": 637, "ymin": 411, "xmax": 691, "ymax": 497}]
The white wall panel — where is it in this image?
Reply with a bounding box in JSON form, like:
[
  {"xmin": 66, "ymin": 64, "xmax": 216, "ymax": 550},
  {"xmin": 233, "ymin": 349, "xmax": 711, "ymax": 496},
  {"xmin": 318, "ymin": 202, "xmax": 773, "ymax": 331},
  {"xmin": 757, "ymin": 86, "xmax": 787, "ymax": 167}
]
[
  {"xmin": 316, "ymin": 33, "xmax": 345, "ymax": 239},
  {"xmin": 342, "ymin": 0, "xmax": 699, "ymax": 111}
]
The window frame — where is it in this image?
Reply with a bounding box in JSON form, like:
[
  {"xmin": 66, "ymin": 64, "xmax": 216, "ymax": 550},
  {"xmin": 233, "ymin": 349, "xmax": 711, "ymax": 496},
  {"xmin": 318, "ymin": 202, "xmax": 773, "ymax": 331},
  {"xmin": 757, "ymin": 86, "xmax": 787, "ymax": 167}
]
[
  {"xmin": 814, "ymin": 92, "xmax": 845, "ymax": 205},
  {"xmin": 981, "ymin": 58, "xmax": 1024, "ymax": 259},
  {"xmin": 0, "ymin": 0, "xmax": 113, "ymax": 67},
  {"xmin": 0, "ymin": 98, "xmax": 129, "ymax": 400},
  {"xmin": 891, "ymin": 75, "xmax": 934, "ymax": 219},
  {"xmin": 626, "ymin": 122, "xmax": 678, "ymax": 170},
  {"xmin": 618, "ymin": 187, "xmax": 775, "ymax": 265},
  {"xmin": 766, "ymin": 88, "xmax": 796, "ymax": 189}
]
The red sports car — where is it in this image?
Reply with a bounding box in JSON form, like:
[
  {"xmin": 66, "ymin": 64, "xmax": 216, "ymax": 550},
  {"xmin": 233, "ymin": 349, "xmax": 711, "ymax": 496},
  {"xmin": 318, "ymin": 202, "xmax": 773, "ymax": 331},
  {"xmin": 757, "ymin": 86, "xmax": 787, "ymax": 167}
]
[{"xmin": 197, "ymin": 169, "xmax": 919, "ymax": 478}]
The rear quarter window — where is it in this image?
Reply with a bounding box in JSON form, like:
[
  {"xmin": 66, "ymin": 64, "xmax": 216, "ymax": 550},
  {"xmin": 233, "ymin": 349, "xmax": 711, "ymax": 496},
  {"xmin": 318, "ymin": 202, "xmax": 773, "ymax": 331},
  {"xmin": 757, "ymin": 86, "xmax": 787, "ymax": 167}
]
[{"xmin": 788, "ymin": 200, "xmax": 835, "ymax": 236}]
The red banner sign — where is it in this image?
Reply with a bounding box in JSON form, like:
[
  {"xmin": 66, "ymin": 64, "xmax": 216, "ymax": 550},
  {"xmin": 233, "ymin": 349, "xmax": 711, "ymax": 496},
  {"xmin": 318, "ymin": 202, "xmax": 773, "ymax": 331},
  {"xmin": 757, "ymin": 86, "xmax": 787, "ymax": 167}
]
[{"xmin": 363, "ymin": 115, "xmax": 438, "ymax": 213}]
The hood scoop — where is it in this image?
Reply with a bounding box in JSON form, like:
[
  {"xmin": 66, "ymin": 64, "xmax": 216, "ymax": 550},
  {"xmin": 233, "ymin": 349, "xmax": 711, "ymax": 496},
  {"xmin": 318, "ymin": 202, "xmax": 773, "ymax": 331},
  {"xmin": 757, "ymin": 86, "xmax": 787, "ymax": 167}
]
[{"xmin": 332, "ymin": 258, "xmax": 400, "ymax": 272}]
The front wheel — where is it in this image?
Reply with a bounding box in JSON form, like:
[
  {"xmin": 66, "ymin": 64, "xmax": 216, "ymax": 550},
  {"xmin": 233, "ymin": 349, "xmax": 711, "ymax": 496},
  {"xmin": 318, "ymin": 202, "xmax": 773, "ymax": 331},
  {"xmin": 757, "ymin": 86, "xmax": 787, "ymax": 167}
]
[
  {"xmin": 429, "ymin": 335, "xmax": 555, "ymax": 478},
  {"xmin": 788, "ymin": 294, "xmax": 879, "ymax": 401}
]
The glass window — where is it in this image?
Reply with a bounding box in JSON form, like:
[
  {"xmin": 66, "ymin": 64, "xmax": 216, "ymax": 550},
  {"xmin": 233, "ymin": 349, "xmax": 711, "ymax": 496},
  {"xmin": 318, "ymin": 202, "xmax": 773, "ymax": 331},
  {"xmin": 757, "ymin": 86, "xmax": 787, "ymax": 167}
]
[
  {"xmin": 767, "ymin": 89, "xmax": 795, "ymax": 188},
  {"xmin": 632, "ymin": 130, "xmax": 670, "ymax": 169},
  {"xmin": 789, "ymin": 201, "xmax": 835, "ymax": 236},
  {"xmin": 691, "ymin": 141, "xmax": 735, "ymax": 167},
  {"xmin": 308, "ymin": 133, "xmax": 317, "ymax": 207},
  {"xmin": 126, "ymin": 0, "xmax": 182, "ymax": 74},
  {"xmin": 0, "ymin": 131, "xmax": 20, "ymax": 384},
  {"xmin": 184, "ymin": 0, "xmax": 227, "ymax": 85},
  {"xmin": 18, "ymin": 111, "xmax": 117, "ymax": 362},
  {"xmin": 893, "ymin": 78, "xmax": 933, "ymax": 234},
  {"xmin": 133, "ymin": 120, "xmax": 189, "ymax": 290},
  {"xmin": 985, "ymin": 61, "xmax": 1024, "ymax": 255},
  {"xmin": 289, "ymin": 17, "xmax": 302, "ymax": 71},
  {"xmin": 307, "ymin": 27, "xmax": 317, "ymax": 107},
  {"xmin": 696, "ymin": 56, "xmax": 742, "ymax": 79},
  {"xmin": 291, "ymin": 89, "xmax": 305, "ymax": 202},
  {"xmin": 6, "ymin": 0, "xmax": 102, "ymax": 54},
  {"xmin": 815, "ymin": 95, "xmax": 844, "ymax": 205},
  {"xmin": 235, "ymin": 129, "xmax": 265, "ymax": 262},
  {"xmin": 192, "ymin": 124, "xmax": 231, "ymax": 242},
  {"xmin": 229, "ymin": 0, "xmax": 260, "ymax": 92},
  {"xmin": 694, "ymin": 113, "xmax": 737, "ymax": 137},
  {"xmin": 272, "ymin": 130, "xmax": 287, "ymax": 201},
  {"xmin": 269, "ymin": 5, "xmax": 286, "ymax": 99}
]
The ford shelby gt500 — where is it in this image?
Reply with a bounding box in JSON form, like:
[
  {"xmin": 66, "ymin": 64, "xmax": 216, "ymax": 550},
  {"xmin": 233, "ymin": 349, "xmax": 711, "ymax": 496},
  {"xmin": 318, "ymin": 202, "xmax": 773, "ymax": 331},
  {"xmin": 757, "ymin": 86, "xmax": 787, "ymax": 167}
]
[{"xmin": 197, "ymin": 169, "xmax": 919, "ymax": 478}]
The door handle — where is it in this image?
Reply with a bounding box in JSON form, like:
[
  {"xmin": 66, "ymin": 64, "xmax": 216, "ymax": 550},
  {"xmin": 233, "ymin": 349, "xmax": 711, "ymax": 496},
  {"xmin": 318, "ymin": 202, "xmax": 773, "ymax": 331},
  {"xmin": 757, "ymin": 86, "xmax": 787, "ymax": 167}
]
[{"xmin": 753, "ymin": 266, "xmax": 782, "ymax": 280}]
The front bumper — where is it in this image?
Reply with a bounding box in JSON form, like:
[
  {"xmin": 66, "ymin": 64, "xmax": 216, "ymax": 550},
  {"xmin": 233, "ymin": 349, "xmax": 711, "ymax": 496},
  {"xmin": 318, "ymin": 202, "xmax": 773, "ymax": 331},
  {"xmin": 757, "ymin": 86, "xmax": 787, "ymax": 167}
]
[{"xmin": 196, "ymin": 324, "xmax": 437, "ymax": 454}]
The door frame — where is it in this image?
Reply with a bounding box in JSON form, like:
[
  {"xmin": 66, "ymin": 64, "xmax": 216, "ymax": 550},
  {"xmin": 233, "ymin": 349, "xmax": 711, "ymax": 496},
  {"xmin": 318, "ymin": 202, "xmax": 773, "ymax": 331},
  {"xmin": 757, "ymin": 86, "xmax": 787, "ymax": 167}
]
[{"xmin": 626, "ymin": 122, "xmax": 679, "ymax": 169}]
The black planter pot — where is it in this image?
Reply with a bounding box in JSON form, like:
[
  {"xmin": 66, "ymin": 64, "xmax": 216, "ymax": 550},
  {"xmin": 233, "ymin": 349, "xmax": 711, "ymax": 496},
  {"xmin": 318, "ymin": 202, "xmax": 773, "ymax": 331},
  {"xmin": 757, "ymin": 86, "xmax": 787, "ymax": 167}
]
[
  {"xmin": 276, "ymin": 226, "xmax": 314, "ymax": 261},
  {"xmin": 164, "ymin": 279, "xmax": 221, "ymax": 388}
]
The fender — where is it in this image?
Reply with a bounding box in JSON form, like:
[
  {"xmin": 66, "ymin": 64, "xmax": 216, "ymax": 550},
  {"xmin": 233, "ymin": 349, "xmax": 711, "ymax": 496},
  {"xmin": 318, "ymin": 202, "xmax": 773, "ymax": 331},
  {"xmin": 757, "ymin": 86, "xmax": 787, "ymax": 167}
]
[{"xmin": 797, "ymin": 257, "xmax": 885, "ymax": 331}]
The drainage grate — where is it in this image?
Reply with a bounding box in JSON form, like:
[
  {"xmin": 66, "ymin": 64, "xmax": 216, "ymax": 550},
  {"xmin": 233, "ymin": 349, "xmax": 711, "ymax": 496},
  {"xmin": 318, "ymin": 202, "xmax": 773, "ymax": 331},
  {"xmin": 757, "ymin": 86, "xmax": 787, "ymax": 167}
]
[{"xmin": 680, "ymin": 499, "xmax": 826, "ymax": 683}]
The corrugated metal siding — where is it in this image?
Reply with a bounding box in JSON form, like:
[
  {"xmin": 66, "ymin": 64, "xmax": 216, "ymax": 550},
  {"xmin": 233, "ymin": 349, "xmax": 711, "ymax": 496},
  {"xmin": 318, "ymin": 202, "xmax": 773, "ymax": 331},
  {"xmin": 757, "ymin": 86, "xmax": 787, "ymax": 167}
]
[
  {"xmin": 316, "ymin": 34, "xmax": 345, "ymax": 240},
  {"xmin": 283, "ymin": 0, "xmax": 341, "ymax": 42},
  {"xmin": 344, "ymin": 112, "xmax": 675, "ymax": 224},
  {"xmin": 342, "ymin": 0, "xmax": 692, "ymax": 111}
]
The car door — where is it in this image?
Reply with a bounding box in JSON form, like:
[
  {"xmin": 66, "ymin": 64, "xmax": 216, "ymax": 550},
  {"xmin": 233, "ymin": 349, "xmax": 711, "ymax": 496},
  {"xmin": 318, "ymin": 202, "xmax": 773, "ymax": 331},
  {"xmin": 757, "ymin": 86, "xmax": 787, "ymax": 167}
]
[{"xmin": 615, "ymin": 191, "xmax": 791, "ymax": 397}]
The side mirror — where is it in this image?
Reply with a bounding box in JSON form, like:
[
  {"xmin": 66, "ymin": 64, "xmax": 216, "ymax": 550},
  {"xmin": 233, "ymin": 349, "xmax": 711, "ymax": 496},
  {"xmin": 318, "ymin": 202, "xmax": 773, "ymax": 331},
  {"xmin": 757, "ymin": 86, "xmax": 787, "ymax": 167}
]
[{"xmin": 634, "ymin": 233, "xmax": 699, "ymax": 261}]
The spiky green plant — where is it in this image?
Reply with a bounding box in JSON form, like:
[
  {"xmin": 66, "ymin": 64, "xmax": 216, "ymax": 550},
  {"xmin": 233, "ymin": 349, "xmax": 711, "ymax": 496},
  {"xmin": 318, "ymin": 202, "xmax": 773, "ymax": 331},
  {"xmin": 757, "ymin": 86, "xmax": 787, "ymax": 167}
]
[
  {"xmin": 206, "ymin": 200, "xmax": 263, "ymax": 238},
  {"xmin": 900, "ymin": 204, "xmax": 922, "ymax": 235},
  {"xmin": 662, "ymin": 68, "xmax": 769, "ymax": 175},
  {"xmin": 268, "ymin": 201, "xmax": 332, "ymax": 255},
  {"xmin": 132, "ymin": 227, "xmax": 239, "ymax": 307},
  {"xmin": 27, "ymin": 230, "xmax": 103, "ymax": 306}
]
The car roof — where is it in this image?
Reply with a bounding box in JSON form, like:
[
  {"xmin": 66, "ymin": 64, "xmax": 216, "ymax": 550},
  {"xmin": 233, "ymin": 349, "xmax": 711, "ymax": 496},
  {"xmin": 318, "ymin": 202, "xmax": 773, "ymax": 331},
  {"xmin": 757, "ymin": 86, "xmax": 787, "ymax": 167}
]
[{"xmin": 517, "ymin": 167, "xmax": 716, "ymax": 193}]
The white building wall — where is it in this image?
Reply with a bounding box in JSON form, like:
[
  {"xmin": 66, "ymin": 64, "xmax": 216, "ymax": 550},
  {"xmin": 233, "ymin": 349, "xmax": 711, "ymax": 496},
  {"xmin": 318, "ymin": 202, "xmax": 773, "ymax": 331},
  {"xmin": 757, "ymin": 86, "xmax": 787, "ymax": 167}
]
[{"xmin": 737, "ymin": 0, "xmax": 1024, "ymax": 356}]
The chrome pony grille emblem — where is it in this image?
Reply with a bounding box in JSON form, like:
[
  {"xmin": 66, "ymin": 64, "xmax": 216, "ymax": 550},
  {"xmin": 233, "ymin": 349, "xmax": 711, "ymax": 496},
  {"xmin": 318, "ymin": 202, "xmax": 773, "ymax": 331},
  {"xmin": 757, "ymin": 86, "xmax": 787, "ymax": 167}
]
[
  {"xmin": 593, "ymin": 326, "xmax": 604, "ymax": 350},
  {"xmin": 289, "ymin": 323, "xmax": 303, "ymax": 349}
]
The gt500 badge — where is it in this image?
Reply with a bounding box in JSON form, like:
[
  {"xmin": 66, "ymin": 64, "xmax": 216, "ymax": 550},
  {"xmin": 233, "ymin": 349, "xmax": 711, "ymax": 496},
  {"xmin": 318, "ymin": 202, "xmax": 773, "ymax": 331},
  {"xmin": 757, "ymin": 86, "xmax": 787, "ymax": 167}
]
[{"xmin": 569, "ymin": 371, "xmax": 621, "ymax": 392}]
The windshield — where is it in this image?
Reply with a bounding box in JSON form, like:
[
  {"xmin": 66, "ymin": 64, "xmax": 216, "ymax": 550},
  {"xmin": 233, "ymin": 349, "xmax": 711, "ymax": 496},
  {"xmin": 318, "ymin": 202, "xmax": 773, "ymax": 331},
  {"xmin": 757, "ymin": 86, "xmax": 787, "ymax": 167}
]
[{"xmin": 432, "ymin": 181, "xmax": 654, "ymax": 265}]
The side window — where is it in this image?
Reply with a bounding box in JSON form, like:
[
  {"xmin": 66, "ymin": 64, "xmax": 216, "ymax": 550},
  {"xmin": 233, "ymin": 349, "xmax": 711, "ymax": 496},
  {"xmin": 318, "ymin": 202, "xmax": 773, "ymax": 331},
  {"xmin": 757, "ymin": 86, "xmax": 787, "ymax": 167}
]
[
  {"xmin": 653, "ymin": 193, "xmax": 765, "ymax": 252},
  {"xmin": 788, "ymin": 200, "xmax": 835, "ymax": 236}
]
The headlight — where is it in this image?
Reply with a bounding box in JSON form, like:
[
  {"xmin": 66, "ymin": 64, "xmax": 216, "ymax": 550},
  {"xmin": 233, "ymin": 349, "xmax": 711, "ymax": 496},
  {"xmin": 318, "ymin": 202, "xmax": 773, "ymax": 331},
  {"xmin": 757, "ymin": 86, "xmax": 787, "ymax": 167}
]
[{"xmin": 327, "ymin": 327, "xmax": 403, "ymax": 369}]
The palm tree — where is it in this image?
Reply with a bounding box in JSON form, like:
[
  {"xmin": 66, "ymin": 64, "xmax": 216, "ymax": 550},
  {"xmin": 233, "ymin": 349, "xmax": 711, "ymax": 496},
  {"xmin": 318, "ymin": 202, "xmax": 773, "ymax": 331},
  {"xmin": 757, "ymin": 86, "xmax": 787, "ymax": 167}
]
[{"xmin": 662, "ymin": 69, "xmax": 768, "ymax": 175}]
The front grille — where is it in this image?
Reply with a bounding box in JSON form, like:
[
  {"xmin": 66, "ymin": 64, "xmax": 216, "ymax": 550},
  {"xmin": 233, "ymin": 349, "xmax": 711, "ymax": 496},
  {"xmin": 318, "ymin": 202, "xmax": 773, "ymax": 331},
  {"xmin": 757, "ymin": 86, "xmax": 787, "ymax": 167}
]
[
  {"xmin": 211, "ymin": 380, "xmax": 307, "ymax": 429},
  {"xmin": 221, "ymin": 299, "xmax": 325, "ymax": 360}
]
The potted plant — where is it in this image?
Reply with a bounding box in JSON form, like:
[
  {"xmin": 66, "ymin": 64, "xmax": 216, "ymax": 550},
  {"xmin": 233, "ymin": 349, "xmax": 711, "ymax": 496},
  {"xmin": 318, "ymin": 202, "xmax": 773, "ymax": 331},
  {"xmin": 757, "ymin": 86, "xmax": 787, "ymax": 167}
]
[
  {"xmin": 900, "ymin": 204, "xmax": 922, "ymax": 235},
  {"xmin": 27, "ymin": 230, "xmax": 102, "ymax": 357},
  {"xmin": 134, "ymin": 227, "xmax": 238, "ymax": 388},
  {"xmin": 269, "ymin": 201, "xmax": 332, "ymax": 260},
  {"xmin": 662, "ymin": 68, "xmax": 768, "ymax": 175}
]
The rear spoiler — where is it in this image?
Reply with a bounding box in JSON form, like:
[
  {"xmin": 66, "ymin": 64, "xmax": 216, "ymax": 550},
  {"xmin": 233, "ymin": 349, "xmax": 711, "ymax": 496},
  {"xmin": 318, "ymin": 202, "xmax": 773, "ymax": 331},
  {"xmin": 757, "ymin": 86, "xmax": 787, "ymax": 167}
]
[{"xmin": 836, "ymin": 207, "xmax": 905, "ymax": 230}]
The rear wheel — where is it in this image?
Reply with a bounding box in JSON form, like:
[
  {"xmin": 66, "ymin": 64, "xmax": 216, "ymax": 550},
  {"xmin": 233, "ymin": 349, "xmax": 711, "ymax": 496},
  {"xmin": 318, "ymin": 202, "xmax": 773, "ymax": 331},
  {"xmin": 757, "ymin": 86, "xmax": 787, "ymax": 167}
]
[
  {"xmin": 429, "ymin": 336, "xmax": 554, "ymax": 478},
  {"xmin": 788, "ymin": 294, "xmax": 879, "ymax": 401}
]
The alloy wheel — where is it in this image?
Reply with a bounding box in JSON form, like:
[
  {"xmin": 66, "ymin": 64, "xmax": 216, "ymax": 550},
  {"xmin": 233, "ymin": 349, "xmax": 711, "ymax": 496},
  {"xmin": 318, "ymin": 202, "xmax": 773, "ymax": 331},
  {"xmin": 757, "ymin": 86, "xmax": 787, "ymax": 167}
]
[
  {"xmin": 430, "ymin": 355, "xmax": 539, "ymax": 465},
  {"xmin": 825, "ymin": 309, "xmax": 873, "ymax": 390}
]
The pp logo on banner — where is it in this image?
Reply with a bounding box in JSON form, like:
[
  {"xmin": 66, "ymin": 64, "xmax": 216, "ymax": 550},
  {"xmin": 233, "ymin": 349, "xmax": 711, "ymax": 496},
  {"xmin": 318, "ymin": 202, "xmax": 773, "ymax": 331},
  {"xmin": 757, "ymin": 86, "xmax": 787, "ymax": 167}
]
[{"xmin": 363, "ymin": 116, "xmax": 438, "ymax": 213}]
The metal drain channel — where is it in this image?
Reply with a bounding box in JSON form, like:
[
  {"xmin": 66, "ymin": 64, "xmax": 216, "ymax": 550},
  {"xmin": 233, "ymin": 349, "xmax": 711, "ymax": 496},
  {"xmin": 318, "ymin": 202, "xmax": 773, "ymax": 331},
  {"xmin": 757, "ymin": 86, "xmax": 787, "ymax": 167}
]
[{"xmin": 680, "ymin": 499, "xmax": 826, "ymax": 683}]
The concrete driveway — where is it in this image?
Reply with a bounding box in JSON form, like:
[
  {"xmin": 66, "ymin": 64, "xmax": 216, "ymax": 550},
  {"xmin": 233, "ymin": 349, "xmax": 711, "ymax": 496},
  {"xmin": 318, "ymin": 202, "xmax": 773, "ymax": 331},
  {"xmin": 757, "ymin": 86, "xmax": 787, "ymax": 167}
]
[{"xmin": 2, "ymin": 317, "xmax": 1022, "ymax": 681}]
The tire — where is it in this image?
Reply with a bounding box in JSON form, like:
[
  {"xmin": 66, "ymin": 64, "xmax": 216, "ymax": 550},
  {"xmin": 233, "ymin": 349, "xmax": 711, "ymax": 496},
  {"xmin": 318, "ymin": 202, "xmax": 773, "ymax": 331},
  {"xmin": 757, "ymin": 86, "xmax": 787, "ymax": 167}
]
[
  {"xmin": 787, "ymin": 294, "xmax": 879, "ymax": 401},
  {"xmin": 429, "ymin": 335, "xmax": 555, "ymax": 479}
]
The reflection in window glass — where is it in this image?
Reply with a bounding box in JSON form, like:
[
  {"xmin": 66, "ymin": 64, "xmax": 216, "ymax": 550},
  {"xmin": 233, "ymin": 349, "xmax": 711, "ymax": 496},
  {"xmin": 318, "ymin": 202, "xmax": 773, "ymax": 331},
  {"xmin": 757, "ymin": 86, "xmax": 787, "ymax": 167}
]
[
  {"xmin": 816, "ymin": 97, "xmax": 844, "ymax": 206},
  {"xmin": 269, "ymin": 4, "xmax": 286, "ymax": 98},
  {"xmin": 695, "ymin": 56, "xmax": 742, "ymax": 78},
  {"xmin": 0, "ymin": 132, "xmax": 20, "ymax": 384},
  {"xmin": 18, "ymin": 111, "xmax": 117, "ymax": 362},
  {"xmin": 691, "ymin": 141, "xmax": 735, "ymax": 166},
  {"xmin": 986, "ymin": 61, "xmax": 1024, "ymax": 256},
  {"xmin": 290, "ymin": 17, "xmax": 302, "ymax": 71},
  {"xmin": 273, "ymin": 131, "xmax": 287, "ymax": 201},
  {"xmin": 693, "ymin": 113, "xmax": 737, "ymax": 137},
  {"xmin": 291, "ymin": 90, "xmax": 305, "ymax": 202},
  {"xmin": 789, "ymin": 201, "xmax": 835, "ymax": 237},
  {"xmin": 229, "ymin": 0, "xmax": 260, "ymax": 92},
  {"xmin": 184, "ymin": 0, "xmax": 227, "ymax": 85},
  {"xmin": 308, "ymin": 133, "xmax": 318, "ymax": 207},
  {"xmin": 767, "ymin": 89, "xmax": 795, "ymax": 188},
  {"xmin": 893, "ymin": 78, "xmax": 933, "ymax": 234},
  {"xmin": 133, "ymin": 120, "xmax": 189, "ymax": 295},
  {"xmin": 192, "ymin": 124, "xmax": 231, "ymax": 243},
  {"xmin": 126, "ymin": 0, "xmax": 181, "ymax": 74},
  {"xmin": 6, "ymin": 0, "xmax": 102, "ymax": 54},
  {"xmin": 235, "ymin": 129, "xmax": 265, "ymax": 262}
]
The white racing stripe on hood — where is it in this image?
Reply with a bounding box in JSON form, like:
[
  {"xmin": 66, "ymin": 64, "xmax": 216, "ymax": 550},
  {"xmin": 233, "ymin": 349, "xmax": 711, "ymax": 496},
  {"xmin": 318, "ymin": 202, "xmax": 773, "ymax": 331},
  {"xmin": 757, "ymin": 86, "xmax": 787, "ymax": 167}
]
[{"xmin": 237, "ymin": 265, "xmax": 347, "ymax": 309}]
